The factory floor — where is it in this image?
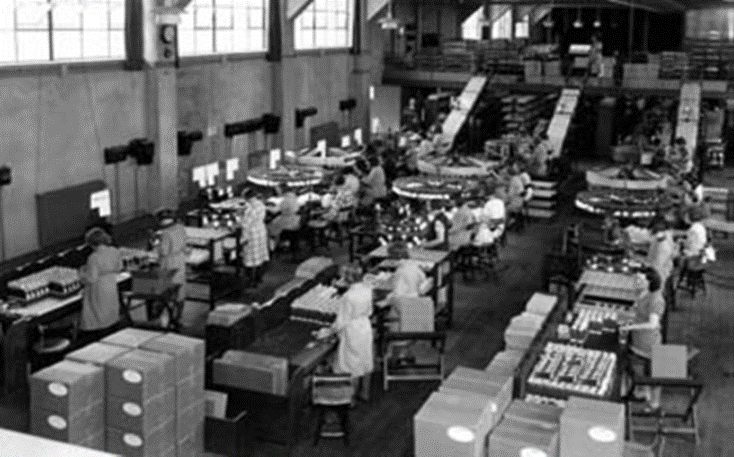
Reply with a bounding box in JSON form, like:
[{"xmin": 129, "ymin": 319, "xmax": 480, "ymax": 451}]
[{"xmin": 1, "ymin": 172, "xmax": 733, "ymax": 457}]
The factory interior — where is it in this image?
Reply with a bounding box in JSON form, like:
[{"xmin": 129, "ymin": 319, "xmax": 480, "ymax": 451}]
[{"xmin": 0, "ymin": 0, "xmax": 733, "ymax": 456}]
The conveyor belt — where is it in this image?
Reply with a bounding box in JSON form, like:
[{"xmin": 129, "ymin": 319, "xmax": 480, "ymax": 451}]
[
  {"xmin": 440, "ymin": 76, "xmax": 488, "ymax": 151},
  {"xmin": 546, "ymin": 87, "xmax": 581, "ymax": 157},
  {"xmin": 675, "ymin": 82, "xmax": 701, "ymax": 154}
]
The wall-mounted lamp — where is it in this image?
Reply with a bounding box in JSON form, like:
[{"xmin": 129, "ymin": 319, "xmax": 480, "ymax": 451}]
[
  {"xmin": 177, "ymin": 130, "xmax": 204, "ymax": 156},
  {"xmin": 224, "ymin": 118, "xmax": 264, "ymax": 138},
  {"xmin": 295, "ymin": 107, "xmax": 318, "ymax": 128}
]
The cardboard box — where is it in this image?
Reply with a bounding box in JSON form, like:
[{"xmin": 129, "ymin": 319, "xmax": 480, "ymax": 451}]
[
  {"xmin": 65, "ymin": 343, "xmax": 130, "ymax": 367},
  {"xmin": 107, "ymin": 389, "xmax": 175, "ymax": 435},
  {"xmin": 176, "ymin": 400, "xmax": 205, "ymax": 443},
  {"xmin": 177, "ymin": 422, "xmax": 204, "ymax": 457},
  {"xmin": 175, "ymin": 372, "xmax": 205, "ymax": 412},
  {"xmin": 503, "ymin": 400, "xmax": 562, "ymax": 429},
  {"xmin": 414, "ymin": 392, "xmax": 490, "ymax": 457},
  {"xmin": 102, "ymin": 329, "xmax": 163, "ymax": 349},
  {"xmin": 106, "ymin": 419, "xmax": 175, "ymax": 457},
  {"xmin": 79, "ymin": 429, "xmax": 105, "ymax": 451},
  {"xmin": 560, "ymin": 397, "xmax": 624, "ymax": 457},
  {"xmin": 105, "ymin": 350, "xmax": 175, "ymax": 403},
  {"xmin": 140, "ymin": 334, "xmax": 205, "ymax": 382},
  {"xmin": 212, "ymin": 351, "xmax": 288, "ymax": 396},
  {"xmin": 525, "ymin": 293, "xmax": 557, "ymax": 317},
  {"xmin": 440, "ymin": 367, "xmax": 513, "ymax": 423},
  {"xmin": 489, "ymin": 416, "xmax": 559, "ymax": 457},
  {"xmin": 31, "ymin": 401, "xmax": 104, "ymax": 445},
  {"xmin": 31, "ymin": 361, "xmax": 104, "ymax": 417}
]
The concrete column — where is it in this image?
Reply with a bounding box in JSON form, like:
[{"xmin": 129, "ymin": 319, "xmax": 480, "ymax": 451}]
[{"xmin": 146, "ymin": 68, "xmax": 179, "ymax": 212}]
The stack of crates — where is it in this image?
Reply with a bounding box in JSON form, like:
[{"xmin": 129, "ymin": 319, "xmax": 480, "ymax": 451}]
[
  {"xmin": 30, "ymin": 360, "xmax": 105, "ymax": 450},
  {"xmin": 440, "ymin": 366, "xmax": 514, "ymax": 429},
  {"xmin": 141, "ymin": 334, "xmax": 205, "ymax": 457},
  {"xmin": 104, "ymin": 348, "xmax": 177, "ymax": 457},
  {"xmin": 560, "ymin": 396, "xmax": 625, "ymax": 457}
]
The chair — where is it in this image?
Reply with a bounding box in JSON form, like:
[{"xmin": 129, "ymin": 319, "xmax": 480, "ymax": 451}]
[
  {"xmin": 676, "ymin": 254, "xmax": 707, "ymax": 298},
  {"xmin": 459, "ymin": 243, "xmax": 500, "ymax": 282},
  {"xmin": 311, "ymin": 374, "xmax": 355, "ymax": 446},
  {"xmin": 625, "ymin": 344, "xmax": 703, "ymax": 447},
  {"xmin": 382, "ymin": 331, "xmax": 446, "ymax": 390}
]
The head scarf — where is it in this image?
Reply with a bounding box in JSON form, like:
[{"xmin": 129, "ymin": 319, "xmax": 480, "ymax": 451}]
[{"xmin": 392, "ymin": 260, "xmax": 426, "ymax": 298}]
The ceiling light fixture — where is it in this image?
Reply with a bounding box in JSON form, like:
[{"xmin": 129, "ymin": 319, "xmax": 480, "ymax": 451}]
[
  {"xmin": 542, "ymin": 2, "xmax": 555, "ymax": 28},
  {"xmin": 573, "ymin": 8, "xmax": 583, "ymax": 29},
  {"xmin": 379, "ymin": 0, "xmax": 400, "ymax": 30},
  {"xmin": 593, "ymin": 9, "xmax": 601, "ymax": 28}
]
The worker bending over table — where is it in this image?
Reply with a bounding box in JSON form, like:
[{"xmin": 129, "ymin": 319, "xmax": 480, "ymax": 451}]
[
  {"xmin": 268, "ymin": 185, "xmax": 301, "ymax": 247},
  {"xmin": 156, "ymin": 209, "xmax": 190, "ymax": 305},
  {"xmin": 423, "ymin": 201, "xmax": 451, "ymax": 250},
  {"xmin": 317, "ymin": 282, "xmax": 374, "ymax": 401},
  {"xmin": 79, "ymin": 228, "xmax": 123, "ymax": 344}
]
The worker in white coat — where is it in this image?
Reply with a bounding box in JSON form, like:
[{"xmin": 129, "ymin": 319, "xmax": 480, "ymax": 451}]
[{"xmin": 156, "ymin": 209, "xmax": 189, "ymax": 304}]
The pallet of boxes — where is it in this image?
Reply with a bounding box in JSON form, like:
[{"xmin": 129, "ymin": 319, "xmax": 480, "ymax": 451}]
[{"xmin": 30, "ymin": 328, "xmax": 205, "ymax": 457}]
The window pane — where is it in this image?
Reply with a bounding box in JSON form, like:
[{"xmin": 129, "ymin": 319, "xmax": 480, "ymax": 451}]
[
  {"xmin": 215, "ymin": 29, "xmax": 232, "ymax": 52},
  {"xmin": 315, "ymin": 11, "xmax": 327, "ymax": 28},
  {"xmin": 315, "ymin": 28, "xmax": 327, "ymax": 47},
  {"xmin": 83, "ymin": 30, "xmax": 109, "ymax": 58},
  {"xmin": 216, "ymin": 7, "xmax": 233, "ymax": 28},
  {"xmin": 327, "ymin": 0, "xmax": 337, "ymax": 11},
  {"xmin": 195, "ymin": 7, "xmax": 213, "ymax": 28},
  {"xmin": 297, "ymin": 29, "xmax": 313, "ymax": 49},
  {"xmin": 233, "ymin": 29, "xmax": 247, "ymax": 51},
  {"xmin": 110, "ymin": 4, "xmax": 125, "ymax": 29},
  {"xmin": 17, "ymin": 31, "xmax": 49, "ymax": 61},
  {"xmin": 233, "ymin": 8, "xmax": 247, "ymax": 28},
  {"xmin": 336, "ymin": 12, "xmax": 347, "ymax": 28},
  {"xmin": 180, "ymin": 10, "xmax": 195, "ymax": 29},
  {"xmin": 300, "ymin": 11, "xmax": 314, "ymax": 28},
  {"xmin": 0, "ymin": 4, "xmax": 14, "ymax": 30},
  {"xmin": 248, "ymin": 29, "xmax": 263, "ymax": 50},
  {"xmin": 248, "ymin": 8, "xmax": 262, "ymax": 28},
  {"xmin": 52, "ymin": 6, "xmax": 81, "ymax": 29},
  {"xmin": 246, "ymin": 0, "xmax": 262, "ymax": 7},
  {"xmin": 218, "ymin": 0, "xmax": 234, "ymax": 5},
  {"xmin": 0, "ymin": 31, "xmax": 16, "ymax": 62},
  {"xmin": 196, "ymin": 0, "xmax": 213, "ymax": 6},
  {"xmin": 82, "ymin": 6, "xmax": 108, "ymax": 30},
  {"xmin": 195, "ymin": 29, "xmax": 213, "ymax": 53},
  {"xmin": 53, "ymin": 31, "xmax": 82, "ymax": 60},
  {"xmin": 17, "ymin": 4, "xmax": 49, "ymax": 29},
  {"xmin": 179, "ymin": 29, "xmax": 195, "ymax": 55},
  {"xmin": 109, "ymin": 30, "xmax": 124, "ymax": 57},
  {"xmin": 315, "ymin": 0, "xmax": 327, "ymax": 10}
]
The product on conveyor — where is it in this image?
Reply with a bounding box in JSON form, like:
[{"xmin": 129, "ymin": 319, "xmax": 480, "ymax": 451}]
[{"xmin": 290, "ymin": 284, "xmax": 341, "ymax": 325}]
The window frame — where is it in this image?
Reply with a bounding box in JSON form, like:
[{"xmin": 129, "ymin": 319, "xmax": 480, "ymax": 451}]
[
  {"xmin": 0, "ymin": 0, "xmax": 127, "ymax": 69},
  {"xmin": 176, "ymin": 0, "xmax": 270, "ymax": 60},
  {"xmin": 293, "ymin": 0, "xmax": 354, "ymax": 53}
]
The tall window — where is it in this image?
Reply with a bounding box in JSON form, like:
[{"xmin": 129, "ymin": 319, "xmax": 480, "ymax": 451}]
[
  {"xmin": 491, "ymin": 8, "xmax": 512, "ymax": 40},
  {"xmin": 178, "ymin": 0, "xmax": 268, "ymax": 56},
  {"xmin": 461, "ymin": 7, "xmax": 483, "ymax": 41},
  {"xmin": 0, "ymin": 0, "xmax": 125, "ymax": 65},
  {"xmin": 294, "ymin": 0, "xmax": 352, "ymax": 51}
]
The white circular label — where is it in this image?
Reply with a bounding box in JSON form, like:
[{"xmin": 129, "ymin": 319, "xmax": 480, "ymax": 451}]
[
  {"xmin": 48, "ymin": 382, "xmax": 68, "ymax": 397},
  {"xmin": 122, "ymin": 370, "xmax": 142, "ymax": 384},
  {"xmin": 521, "ymin": 448, "xmax": 548, "ymax": 457},
  {"xmin": 123, "ymin": 402, "xmax": 142, "ymax": 417},
  {"xmin": 446, "ymin": 426, "xmax": 475, "ymax": 443},
  {"xmin": 588, "ymin": 426, "xmax": 617, "ymax": 443},
  {"xmin": 123, "ymin": 433, "xmax": 143, "ymax": 447},
  {"xmin": 47, "ymin": 415, "xmax": 67, "ymax": 430},
  {"xmin": 490, "ymin": 403, "xmax": 498, "ymax": 413}
]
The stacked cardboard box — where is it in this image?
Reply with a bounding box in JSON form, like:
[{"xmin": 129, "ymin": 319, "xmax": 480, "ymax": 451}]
[
  {"xmin": 488, "ymin": 416, "xmax": 559, "ymax": 457},
  {"xmin": 102, "ymin": 328, "xmax": 163, "ymax": 350},
  {"xmin": 524, "ymin": 293, "xmax": 557, "ymax": 318},
  {"xmin": 485, "ymin": 349, "xmax": 525, "ymax": 377},
  {"xmin": 212, "ymin": 350, "xmax": 288, "ymax": 396},
  {"xmin": 206, "ymin": 304, "xmax": 255, "ymax": 354},
  {"xmin": 440, "ymin": 367, "xmax": 513, "ymax": 429},
  {"xmin": 414, "ymin": 390, "xmax": 494, "ymax": 457},
  {"xmin": 504, "ymin": 313, "xmax": 544, "ymax": 350},
  {"xmin": 560, "ymin": 397, "xmax": 624, "ymax": 457},
  {"xmin": 141, "ymin": 334, "xmax": 205, "ymax": 457},
  {"xmin": 105, "ymin": 349, "xmax": 176, "ymax": 457},
  {"xmin": 503, "ymin": 399, "xmax": 562, "ymax": 430},
  {"xmin": 30, "ymin": 360, "xmax": 105, "ymax": 450}
]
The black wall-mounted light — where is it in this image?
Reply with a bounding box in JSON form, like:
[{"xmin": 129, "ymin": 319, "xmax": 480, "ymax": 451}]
[
  {"xmin": 0, "ymin": 166, "xmax": 11, "ymax": 186},
  {"xmin": 339, "ymin": 98, "xmax": 357, "ymax": 112},
  {"xmin": 224, "ymin": 118, "xmax": 264, "ymax": 138},
  {"xmin": 128, "ymin": 139, "xmax": 155, "ymax": 165},
  {"xmin": 177, "ymin": 130, "xmax": 204, "ymax": 156},
  {"xmin": 104, "ymin": 145, "xmax": 129, "ymax": 165},
  {"xmin": 295, "ymin": 107, "xmax": 318, "ymax": 128},
  {"xmin": 262, "ymin": 114, "xmax": 282, "ymax": 134}
]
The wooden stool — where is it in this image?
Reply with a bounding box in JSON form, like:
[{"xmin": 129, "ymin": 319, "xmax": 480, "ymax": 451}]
[{"xmin": 312, "ymin": 374, "xmax": 355, "ymax": 447}]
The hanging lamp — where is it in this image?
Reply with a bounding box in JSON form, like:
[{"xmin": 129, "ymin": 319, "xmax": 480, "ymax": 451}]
[
  {"xmin": 542, "ymin": 1, "xmax": 555, "ymax": 28},
  {"xmin": 573, "ymin": 8, "xmax": 583, "ymax": 29},
  {"xmin": 379, "ymin": 0, "xmax": 400, "ymax": 30}
]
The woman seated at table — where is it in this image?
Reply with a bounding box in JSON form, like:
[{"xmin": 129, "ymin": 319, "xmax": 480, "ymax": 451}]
[
  {"xmin": 423, "ymin": 201, "xmax": 452, "ymax": 250},
  {"xmin": 318, "ymin": 282, "xmax": 374, "ymax": 401},
  {"xmin": 240, "ymin": 188, "xmax": 270, "ymax": 288},
  {"xmin": 323, "ymin": 174, "xmax": 356, "ymax": 224},
  {"xmin": 620, "ymin": 267, "xmax": 666, "ymax": 410},
  {"xmin": 268, "ymin": 185, "xmax": 301, "ymax": 245},
  {"xmin": 79, "ymin": 228, "xmax": 123, "ymax": 344},
  {"xmin": 475, "ymin": 183, "xmax": 506, "ymax": 246},
  {"xmin": 680, "ymin": 205, "xmax": 709, "ymax": 269},
  {"xmin": 360, "ymin": 155, "xmax": 388, "ymax": 208}
]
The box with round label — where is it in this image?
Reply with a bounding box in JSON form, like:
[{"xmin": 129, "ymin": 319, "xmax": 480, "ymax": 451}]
[
  {"xmin": 31, "ymin": 360, "xmax": 104, "ymax": 417},
  {"xmin": 65, "ymin": 342, "xmax": 130, "ymax": 367},
  {"xmin": 140, "ymin": 334, "xmax": 205, "ymax": 383},
  {"xmin": 414, "ymin": 391, "xmax": 491, "ymax": 457},
  {"xmin": 488, "ymin": 416, "xmax": 559, "ymax": 457},
  {"xmin": 503, "ymin": 400, "xmax": 562, "ymax": 430},
  {"xmin": 107, "ymin": 388, "xmax": 175, "ymax": 435},
  {"xmin": 102, "ymin": 329, "xmax": 164, "ymax": 350},
  {"xmin": 560, "ymin": 396, "xmax": 624, "ymax": 457},
  {"xmin": 107, "ymin": 418, "xmax": 175, "ymax": 457},
  {"xmin": 105, "ymin": 350, "xmax": 175, "ymax": 403},
  {"xmin": 485, "ymin": 350, "xmax": 526, "ymax": 376},
  {"xmin": 176, "ymin": 399, "xmax": 204, "ymax": 443},
  {"xmin": 31, "ymin": 401, "xmax": 104, "ymax": 447},
  {"xmin": 79, "ymin": 429, "xmax": 105, "ymax": 452},
  {"xmin": 174, "ymin": 371, "xmax": 205, "ymax": 414}
]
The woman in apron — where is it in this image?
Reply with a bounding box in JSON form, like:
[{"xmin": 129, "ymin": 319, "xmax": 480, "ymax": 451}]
[{"xmin": 156, "ymin": 209, "xmax": 189, "ymax": 305}]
